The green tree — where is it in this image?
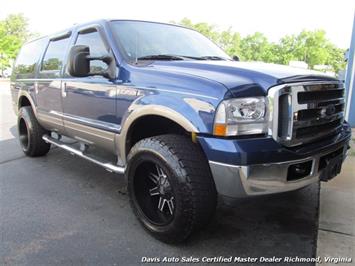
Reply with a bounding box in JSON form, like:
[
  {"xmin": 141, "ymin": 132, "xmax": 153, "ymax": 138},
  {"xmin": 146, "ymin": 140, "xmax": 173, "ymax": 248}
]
[
  {"xmin": 324, "ymin": 43, "xmax": 346, "ymax": 73},
  {"xmin": 273, "ymin": 35, "xmax": 298, "ymax": 65},
  {"xmin": 293, "ymin": 30, "xmax": 328, "ymax": 68},
  {"xmin": 0, "ymin": 14, "xmax": 32, "ymax": 75},
  {"xmin": 175, "ymin": 18, "xmax": 346, "ymax": 74},
  {"xmin": 177, "ymin": 18, "xmax": 242, "ymax": 57},
  {"xmin": 219, "ymin": 29, "xmax": 242, "ymax": 57},
  {"xmin": 178, "ymin": 18, "xmax": 220, "ymax": 42},
  {"xmin": 239, "ymin": 32, "xmax": 274, "ymax": 62},
  {"xmin": 276, "ymin": 30, "xmax": 346, "ymax": 72}
]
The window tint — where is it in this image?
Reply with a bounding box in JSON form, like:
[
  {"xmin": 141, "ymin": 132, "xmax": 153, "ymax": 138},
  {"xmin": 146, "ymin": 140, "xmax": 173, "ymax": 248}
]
[
  {"xmin": 41, "ymin": 37, "xmax": 70, "ymax": 71},
  {"xmin": 75, "ymin": 30, "xmax": 108, "ymax": 72},
  {"xmin": 14, "ymin": 38, "xmax": 47, "ymax": 78},
  {"xmin": 110, "ymin": 21, "xmax": 229, "ymax": 61}
]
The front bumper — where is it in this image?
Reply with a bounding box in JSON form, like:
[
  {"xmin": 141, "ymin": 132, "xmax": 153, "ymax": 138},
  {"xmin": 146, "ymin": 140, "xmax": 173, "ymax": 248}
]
[
  {"xmin": 198, "ymin": 124, "xmax": 351, "ymax": 201},
  {"xmin": 209, "ymin": 144, "xmax": 348, "ymax": 199}
]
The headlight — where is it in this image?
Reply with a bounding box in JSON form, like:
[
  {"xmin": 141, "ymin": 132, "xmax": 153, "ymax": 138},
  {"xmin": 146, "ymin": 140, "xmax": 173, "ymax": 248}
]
[{"xmin": 213, "ymin": 97, "xmax": 267, "ymax": 136}]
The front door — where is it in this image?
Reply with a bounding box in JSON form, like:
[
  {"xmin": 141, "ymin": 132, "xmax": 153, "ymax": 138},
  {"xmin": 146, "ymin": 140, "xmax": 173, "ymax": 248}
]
[{"xmin": 62, "ymin": 27, "xmax": 119, "ymax": 153}]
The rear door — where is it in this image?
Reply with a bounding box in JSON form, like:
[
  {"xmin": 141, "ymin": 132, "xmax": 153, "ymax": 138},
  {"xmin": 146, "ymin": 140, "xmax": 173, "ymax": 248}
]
[
  {"xmin": 36, "ymin": 33, "xmax": 71, "ymax": 133},
  {"xmin": 62, "ymin": 26, "xmax": 118, "ymax": 152}
]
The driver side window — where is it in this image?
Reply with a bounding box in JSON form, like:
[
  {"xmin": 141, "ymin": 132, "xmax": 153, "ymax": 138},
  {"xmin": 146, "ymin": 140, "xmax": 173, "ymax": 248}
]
[{"xmin": 75, "ymin": 30, "xmax": 108, "ymax": 73}]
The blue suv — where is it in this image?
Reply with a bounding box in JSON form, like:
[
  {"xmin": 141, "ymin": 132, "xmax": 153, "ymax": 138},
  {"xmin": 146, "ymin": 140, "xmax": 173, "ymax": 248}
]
[{"xmin": 11, "ymin": 20, "xmax": 351, "ymax": 243}]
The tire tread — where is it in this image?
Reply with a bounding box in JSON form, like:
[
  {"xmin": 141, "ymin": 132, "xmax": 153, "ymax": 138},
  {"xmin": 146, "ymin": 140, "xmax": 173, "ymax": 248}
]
[
  {"xmin": 127, "ymin": 134, "xmax": 217, "ymax": 243},
  {"xmin": 18, "ymin": 106, "xmax": 50, "ymax": 157}
]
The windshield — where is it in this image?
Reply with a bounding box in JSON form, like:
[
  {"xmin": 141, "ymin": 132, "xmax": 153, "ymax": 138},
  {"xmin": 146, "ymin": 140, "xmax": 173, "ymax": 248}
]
[{"xmin": 110, "ymin": 20, "xmax": 230, "ymax": 62}]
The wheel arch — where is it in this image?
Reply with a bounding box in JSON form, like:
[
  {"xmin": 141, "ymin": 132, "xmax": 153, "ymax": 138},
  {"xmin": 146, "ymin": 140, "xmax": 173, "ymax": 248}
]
[
  {"xmin": 17, "ymin": 91, "xmax": 37, "ymax": 115},
  {"xmin": 117, "ymin": 105, "xmax": 200, "ymax": 164}
]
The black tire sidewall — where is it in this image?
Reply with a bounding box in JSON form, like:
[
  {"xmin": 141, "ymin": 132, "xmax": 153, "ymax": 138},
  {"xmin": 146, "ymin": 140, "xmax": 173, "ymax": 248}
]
[
  {"xmin": 127, "ymin": 144, "xmax": 194, "ymax": 242},
  {"xmin": 18, "ymin": 107, "xmax": 35, "ymax": 154},
  {"xmin": 17, "ymin": 106, "xmax": 50, "ymax": 156}
]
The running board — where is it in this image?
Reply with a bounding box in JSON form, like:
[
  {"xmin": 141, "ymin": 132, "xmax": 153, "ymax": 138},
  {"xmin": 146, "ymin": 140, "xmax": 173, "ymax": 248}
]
[{"xmin": 42, "ymin": 135, "xmax": 125, "ymax": 174}]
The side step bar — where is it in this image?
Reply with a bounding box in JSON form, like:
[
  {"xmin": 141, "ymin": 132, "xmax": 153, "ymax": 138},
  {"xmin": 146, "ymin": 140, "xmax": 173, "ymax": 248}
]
[{"xmin": 42, "ymin": 135, "xmax": 125, "ymax": 174}]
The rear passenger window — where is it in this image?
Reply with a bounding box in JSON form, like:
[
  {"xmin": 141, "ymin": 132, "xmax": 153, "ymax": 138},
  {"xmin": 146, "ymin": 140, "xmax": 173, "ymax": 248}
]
[
  {"xmin": 75, "ymin": 30, "xmax": 108, "ymax": 72},
  {"xmin": 41, "ymin": 37, "xmax": 70, "ymax": 71},
  {"xmin": 14, "ymin": 38, "xmax": 47, "ymax": 78}
]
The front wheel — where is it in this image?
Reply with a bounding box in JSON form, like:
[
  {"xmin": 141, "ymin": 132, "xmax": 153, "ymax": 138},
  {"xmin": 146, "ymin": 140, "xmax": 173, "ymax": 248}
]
[{"xmin": 126, "ymin": 134, "xmax": 217, "ymax": 243}]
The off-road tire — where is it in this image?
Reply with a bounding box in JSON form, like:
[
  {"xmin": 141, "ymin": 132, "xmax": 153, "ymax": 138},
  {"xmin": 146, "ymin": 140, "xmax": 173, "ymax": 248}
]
[
  {"xmin": 17, "ymin": 106, "xmax": 51, "ymax": 157},
  {"xmin": 126, "ymin": 134, "xmax": 217, "ymax": 243}
]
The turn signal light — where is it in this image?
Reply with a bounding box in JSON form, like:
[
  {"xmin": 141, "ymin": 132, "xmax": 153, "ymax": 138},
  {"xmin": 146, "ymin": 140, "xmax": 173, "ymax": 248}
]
[{"xmin": 213, "ymin": 123, "xmax": 227, "ymax": 136}]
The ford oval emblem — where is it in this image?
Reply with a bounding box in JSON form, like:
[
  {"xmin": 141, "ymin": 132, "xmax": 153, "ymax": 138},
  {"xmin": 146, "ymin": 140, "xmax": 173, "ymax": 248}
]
[
  {"xmin": 321, "ymin": 104, "xmax": 336, "ymax": 117},
  {"xmin": 325, "ymin": 104, "xmax": 336, "ymax": 115}
]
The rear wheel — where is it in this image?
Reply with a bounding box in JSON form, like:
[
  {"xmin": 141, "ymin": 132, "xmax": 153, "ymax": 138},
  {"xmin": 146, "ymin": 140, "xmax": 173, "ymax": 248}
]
[
  {"xmin": 17, "ymin": 106, "xmax": 51, "ymax": 157},
  {"xmin": 126, "ymin": 134, "xmax": 217, "ymax": 243}
]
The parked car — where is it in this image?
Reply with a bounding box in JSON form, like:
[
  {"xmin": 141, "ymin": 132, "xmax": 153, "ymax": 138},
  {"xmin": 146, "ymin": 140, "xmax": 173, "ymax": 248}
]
[
  {"xmin": 3, "ymin": 69, "xmax": 12, "ymax": 78},
  {"xmin": 10, "ymin": 19, "xmax": 351, "ymax": 243},
  {"xmin": 1, "ymin": 69, "xmax": 12, "ymax": 78}
]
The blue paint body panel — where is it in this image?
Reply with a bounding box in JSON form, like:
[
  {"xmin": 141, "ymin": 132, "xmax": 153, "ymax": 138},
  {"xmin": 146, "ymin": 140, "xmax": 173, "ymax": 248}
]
[{"xmin": 115, "ymin": 59, "xmax": 336, "ymax": 135}]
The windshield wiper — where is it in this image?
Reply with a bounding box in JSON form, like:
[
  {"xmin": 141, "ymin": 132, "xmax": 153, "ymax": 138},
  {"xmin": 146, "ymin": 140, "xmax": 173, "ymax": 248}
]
[
  {"xmin": 136, "ymin": 54, "xmax": 186, "ymax": 61},
  {"xmin": 199, "ymin": 56, "xmax": 230, "ymax": 61},
  {"xmin": 175, "ymin": 55, "xmax": 207, "ymax": 60},
  {"xmin": 136, "ymin": 54, "xmax": 213, "ymax": 61},
  {"xmin": 136, "ymin": 54, "xmax": 229, "ymax": 61}
]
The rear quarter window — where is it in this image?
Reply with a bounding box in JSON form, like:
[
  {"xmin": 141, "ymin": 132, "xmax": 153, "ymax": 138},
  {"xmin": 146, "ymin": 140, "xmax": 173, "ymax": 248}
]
[{"xmin": 13, "ymin": 38, "xmax": 48, "ymax": 79}]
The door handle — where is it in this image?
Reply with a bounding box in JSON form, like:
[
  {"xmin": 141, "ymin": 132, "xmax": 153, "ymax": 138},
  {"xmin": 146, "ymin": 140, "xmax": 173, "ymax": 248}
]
[
  {"xmin": 34, "ymin": 82, "xmax": 38, "ymax": 94},
  {"xmin": 62, "ymin": 82, "xmax": 67, "ymax": 97}
]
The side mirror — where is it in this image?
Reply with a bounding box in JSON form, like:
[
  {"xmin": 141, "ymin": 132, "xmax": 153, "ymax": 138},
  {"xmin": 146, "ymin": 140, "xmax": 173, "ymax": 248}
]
[
  {"xmin": 68, "ymin": 45, "xmax": 90, "ymax": 77},
  {"xmin": 67, "ymin": 45, "xmax": 115, "ymax": 79},
  {"xmin": 233, "ymin": 55, "xmax": 240, "ymax": 61}
]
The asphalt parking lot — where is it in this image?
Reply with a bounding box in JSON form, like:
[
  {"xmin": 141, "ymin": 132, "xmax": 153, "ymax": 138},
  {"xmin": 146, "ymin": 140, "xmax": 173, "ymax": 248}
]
[{"xmin": 0, "ymin": 80, "xmax": 328, "ymax": 265}]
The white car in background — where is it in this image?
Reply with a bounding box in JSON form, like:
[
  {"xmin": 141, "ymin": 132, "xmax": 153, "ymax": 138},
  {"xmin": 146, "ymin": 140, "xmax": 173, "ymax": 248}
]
[{"xmin": 3, "ymin": 69, "xmax": 12, "ymax": 78}]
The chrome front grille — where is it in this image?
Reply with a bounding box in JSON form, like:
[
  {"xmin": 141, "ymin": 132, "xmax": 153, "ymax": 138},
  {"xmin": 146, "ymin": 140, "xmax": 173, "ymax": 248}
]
[{"xmin": 268, "ymin": 81, "xmax": 344, "ymax": 147}]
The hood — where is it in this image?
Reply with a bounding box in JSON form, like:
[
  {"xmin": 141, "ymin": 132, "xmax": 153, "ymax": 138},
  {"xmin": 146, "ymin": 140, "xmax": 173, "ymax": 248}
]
[{"xmin": 151, "ymin": 60, "xmax": 338, "ymax": 96}]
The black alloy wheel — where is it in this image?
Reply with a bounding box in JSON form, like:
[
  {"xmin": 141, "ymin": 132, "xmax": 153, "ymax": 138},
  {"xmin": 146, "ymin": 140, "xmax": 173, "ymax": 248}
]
[
  {"xmin": 126, "ymin": 134, "xmax": 217, "ymax": 243},
  {"xmin": 133, "ymin": 161, "xmax": 175, "ymax": 225}
]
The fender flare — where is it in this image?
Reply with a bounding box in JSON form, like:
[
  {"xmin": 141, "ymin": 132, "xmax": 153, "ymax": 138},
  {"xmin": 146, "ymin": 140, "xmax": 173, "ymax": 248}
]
[
  {"xmin": 17, "ymin": 90, "xmax": 37, "ymax": 116},
  {"xmin": 116, "ymin": 104, "xmax": 199, "ymax": 164}
]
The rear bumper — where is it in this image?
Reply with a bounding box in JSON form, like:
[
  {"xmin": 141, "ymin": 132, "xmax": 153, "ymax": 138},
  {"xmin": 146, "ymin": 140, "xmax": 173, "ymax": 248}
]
[{"xmin": 198, "ymin": 123, "xmax": 351, "ymax": 201}]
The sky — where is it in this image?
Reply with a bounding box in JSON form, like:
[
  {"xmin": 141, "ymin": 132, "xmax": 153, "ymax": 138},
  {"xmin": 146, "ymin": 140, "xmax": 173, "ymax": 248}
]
[{"xmin": 1, "ymin": 0, "xmax": 354, "ymax": 49}]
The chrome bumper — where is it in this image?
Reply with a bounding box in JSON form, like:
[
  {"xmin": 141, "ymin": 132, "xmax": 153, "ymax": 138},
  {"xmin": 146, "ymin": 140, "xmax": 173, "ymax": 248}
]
[{"xmin": 209, "ymin": 145, "xmax": 348, "ymax": 199}]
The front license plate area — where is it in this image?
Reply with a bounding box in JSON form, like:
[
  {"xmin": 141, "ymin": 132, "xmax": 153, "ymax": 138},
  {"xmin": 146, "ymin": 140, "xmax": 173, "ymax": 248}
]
[{"xmin": 319, "ymin": 148, "xmax": 344, "ymax": 181}]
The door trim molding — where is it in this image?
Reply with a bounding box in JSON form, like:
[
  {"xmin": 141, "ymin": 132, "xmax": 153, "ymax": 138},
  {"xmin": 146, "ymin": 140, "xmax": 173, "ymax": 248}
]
[{"xmin": 49, "ymin": 110, "xmax": 121, "ymax": 133}]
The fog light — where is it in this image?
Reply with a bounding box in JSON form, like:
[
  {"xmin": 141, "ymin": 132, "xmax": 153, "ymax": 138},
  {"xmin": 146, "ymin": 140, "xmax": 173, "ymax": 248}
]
[{"xmin": 287, "ymin": 161, "xmax": 312, "ymax": 181}]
